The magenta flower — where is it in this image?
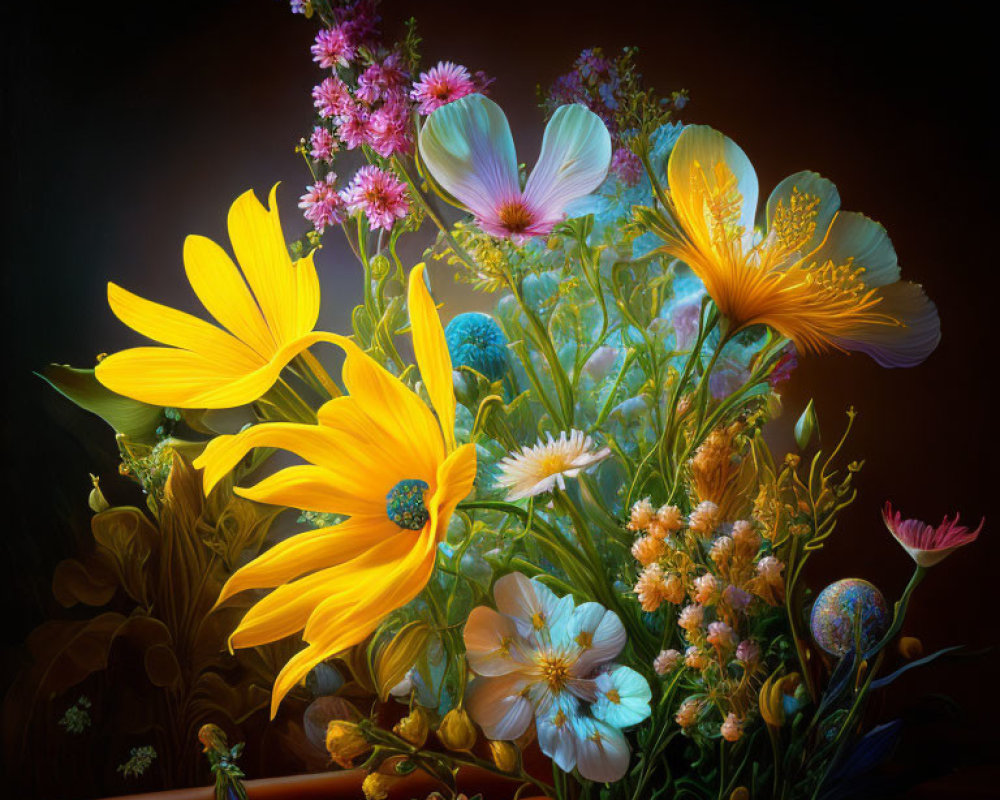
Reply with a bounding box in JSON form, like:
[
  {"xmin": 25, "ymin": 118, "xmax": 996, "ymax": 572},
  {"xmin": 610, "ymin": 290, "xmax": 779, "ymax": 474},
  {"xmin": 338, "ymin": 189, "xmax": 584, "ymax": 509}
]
[
  {"xmin": 340, "ymin": 165, "xmax": 410, "ymax": 231},
  {"xmin": 299, "ymin": 173, "xmax": 346, "ymax": 231},
  {"xmin": 336, "ymin": 105, "xmax": 371, "ymax": 150},
  {"xmin": 311, "ymin": 26, "xmax": 355, "ymax": 69},
  {"xmin": 357, "ymin": 54, "xmax": 408, "ymax": 104},
  {"xmin": 309, "ymin": 126, "xmax": 338, "ymax": 162},
  {"xmin": 419, "ymin": 94, "xmax": 611, "ymax": 240},
  {"xmin": 313, "ymin": 77, "xmax": 352, "ymax": 119},
  {"xmin": 368, "ymin": 94, "xmax": 413, "ymax": 158},
  {"xmin": 410, "ymin": 61, "xmax": 476, "ymax": 115},
  {"xmin": 882, "ymin": 502, "xmax": 984, "ymax": 567}
]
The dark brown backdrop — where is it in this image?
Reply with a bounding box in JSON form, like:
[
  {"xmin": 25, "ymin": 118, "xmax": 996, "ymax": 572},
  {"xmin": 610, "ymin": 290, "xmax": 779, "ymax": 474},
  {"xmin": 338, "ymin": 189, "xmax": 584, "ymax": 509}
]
[{"xmin": 2, "ymin": 0, "xmax": 997, "ymax": 794}]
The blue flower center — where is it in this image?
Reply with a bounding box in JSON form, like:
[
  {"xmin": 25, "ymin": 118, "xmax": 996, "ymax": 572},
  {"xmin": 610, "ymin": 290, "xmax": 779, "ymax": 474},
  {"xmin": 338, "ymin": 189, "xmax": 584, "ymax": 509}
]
[
  {"xmin": 386, "ymin": 479, "xmax": 430, "ymax": 530},
  {"xmin": 445, "ymin": 312, "xmax": 509, "ymax": 382}
]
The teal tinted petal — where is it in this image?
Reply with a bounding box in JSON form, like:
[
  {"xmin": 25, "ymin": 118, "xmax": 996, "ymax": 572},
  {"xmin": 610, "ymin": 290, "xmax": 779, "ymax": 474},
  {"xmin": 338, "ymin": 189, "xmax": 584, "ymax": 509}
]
[
  {"xmin": 808, "ymin": 211, "xmax": 900, "ymax": 287},
  {"xmin": 765, "ymin": 171, "xmax": 841, "ymax": 257},
  {"xmin": 592, "ymin": 666, "xmax": 652, "ymax": 729},
  {"xmin": 523, "ymin": 104, "xmax": 612, "ymax": 228},
  {"xmin": 418, "ymin": 93, "xmax": 519, "ymax": 221}
]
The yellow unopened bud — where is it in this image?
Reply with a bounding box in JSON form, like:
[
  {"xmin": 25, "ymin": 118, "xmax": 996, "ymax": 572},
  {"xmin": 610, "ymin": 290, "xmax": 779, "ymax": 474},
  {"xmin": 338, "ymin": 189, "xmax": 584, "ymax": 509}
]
[
  {"xmin": 393, "ymin": 706, "xmax": 429, "ymax": 748},
  {"xmin": 730, "ymin": 788, "xmax": 750, "ymax": 800},
  {"xmin": 899, "ymin": 636, "xmax": 923, "ymax": 659},
  {"xmin": 361, "ymin": 772, "xmax": 397, "ymax": 800},
  {"xmin": 88, "ymin": 474, "xmax": 109, "ymax": 513},
  {"xmin": 489, "ymin": 739, "xmax": 520, "ymax": 773},
  {"xmin": 436, "ymin": 707, "xmax": 477, "ymax": 752},
  {"xmin": 325, "ymin": 720, "xmax": 369, "ymax": 769}
]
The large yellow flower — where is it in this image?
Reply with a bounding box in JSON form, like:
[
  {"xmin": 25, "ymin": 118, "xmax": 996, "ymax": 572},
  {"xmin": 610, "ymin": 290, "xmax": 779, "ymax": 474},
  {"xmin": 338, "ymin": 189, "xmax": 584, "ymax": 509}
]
[
  {"xmin": 193, "ymin": 264, "xmax": 476, "ymax": 716},
  {"xmin": 653, "ymin": 126, "xmax": 940, "ymax": 367},
  {"xmin": 96, "ymin": 185, "xmax": 329, "ymax": 408}
]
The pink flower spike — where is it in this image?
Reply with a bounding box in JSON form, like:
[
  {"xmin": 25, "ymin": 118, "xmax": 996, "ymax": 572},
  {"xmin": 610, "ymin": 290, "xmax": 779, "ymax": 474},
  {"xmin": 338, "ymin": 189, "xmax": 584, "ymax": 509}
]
[
  {"xmin": 336, "ymin": 106, "xmax": 371, "ymax": 150},
  {"xmin": 340, "ymin": 165, "xmax": 410, "ymax": 232},
  {"xmin": 368, "ymin": 94, "xmax": 413, "ymax": 158},
  {"xmin": 419, "ymin": 94, "xmax": 611, "ymax": 241},
  {"xmin": 309, "ymin": 126, "xmax": 338, "ymax": 162},
  {"xmin": 311, "ymin": 26, "xmax": 355, "ymax": 69},
  {"xmin": 411, "ymin": 61, "xmax": 476, "ymax": 115},
  {"xmin": 882, "ymin": 501, "xmax": 984, "ymax": 567}
]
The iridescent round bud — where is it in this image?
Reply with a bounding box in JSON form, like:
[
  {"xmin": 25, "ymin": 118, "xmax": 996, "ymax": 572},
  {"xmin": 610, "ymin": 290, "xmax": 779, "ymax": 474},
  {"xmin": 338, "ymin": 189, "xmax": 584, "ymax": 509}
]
[
  {"xmin": 810, "ymin": 579, "xmax": 890, "ymax": 656},
  {"xmin": 445, "ymin": 312, "xmax": 509, "ymax": 382}
]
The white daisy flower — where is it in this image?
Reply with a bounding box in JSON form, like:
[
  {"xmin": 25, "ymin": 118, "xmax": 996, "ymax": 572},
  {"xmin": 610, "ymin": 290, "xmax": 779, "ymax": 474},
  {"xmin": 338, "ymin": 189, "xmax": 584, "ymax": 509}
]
[{"xmin": 496, "ymin": 430, "xmax": 611, "ymax": 501}]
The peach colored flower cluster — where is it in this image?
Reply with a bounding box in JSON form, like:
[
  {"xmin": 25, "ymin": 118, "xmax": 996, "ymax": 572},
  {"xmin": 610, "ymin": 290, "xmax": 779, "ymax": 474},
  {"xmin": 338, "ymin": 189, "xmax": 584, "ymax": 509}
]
[{"xmin": 627, "ymin": 498, "xmax": 788, "ymax": 741}]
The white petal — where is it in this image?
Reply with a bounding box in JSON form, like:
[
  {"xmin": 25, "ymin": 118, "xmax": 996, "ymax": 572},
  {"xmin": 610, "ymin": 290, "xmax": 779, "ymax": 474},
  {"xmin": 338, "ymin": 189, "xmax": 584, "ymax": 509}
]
[
  {"xmin": 523, "ymin": 104, "xmax": 612, "ymax": 228},
  {"xmin": 418, "ymin": 93, "xmax": 520, "ymax": 221},
  {"xmin": 463, "ymin": 606, "xmax": 526, "ymax": 676},
  {"xmin": 572, "ymin": 716, "xmax": 630, "ymax": 783},
  {"xmin": 807, "ymin": 211, "xmax": 900, "ymax": 287},
  {"xmin": 569, "ymin": 602, "xmax": 626, "ymax": 674},
  {"xmin": 465, "ymin": 674, "xmax": 534, "ymax": 740},
  {"xmin": 536, "ymin": 694, "xmax": 581, "ymax": 773}
]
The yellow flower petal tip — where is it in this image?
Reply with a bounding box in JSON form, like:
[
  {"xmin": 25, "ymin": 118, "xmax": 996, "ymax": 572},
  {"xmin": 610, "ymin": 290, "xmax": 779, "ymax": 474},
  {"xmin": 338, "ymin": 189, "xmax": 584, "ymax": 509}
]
[{"xmin": 95, "ymin": 185, "xmax": 331, "ymax": 409}]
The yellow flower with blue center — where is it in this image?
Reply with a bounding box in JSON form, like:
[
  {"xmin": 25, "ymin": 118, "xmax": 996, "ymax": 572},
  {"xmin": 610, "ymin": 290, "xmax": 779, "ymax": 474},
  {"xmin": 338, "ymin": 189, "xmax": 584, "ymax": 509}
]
[
  {"xmin": 95, "ymin": 186, "xmax": 331, "ymax": 408},
  {"xmin": 193, "ymin": 264, "xmax": 477, "ymax": 716},
  {"xmin": 651, "ymin": 126, "xmax": 940, "ymax": 367}
]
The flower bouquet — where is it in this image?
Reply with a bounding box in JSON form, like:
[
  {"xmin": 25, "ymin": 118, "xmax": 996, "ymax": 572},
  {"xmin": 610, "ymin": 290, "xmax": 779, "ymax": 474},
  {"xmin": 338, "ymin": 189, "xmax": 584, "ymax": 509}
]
[{"xmin": 20, "ymin": 1, "xmax": 986, "ymax": 799}]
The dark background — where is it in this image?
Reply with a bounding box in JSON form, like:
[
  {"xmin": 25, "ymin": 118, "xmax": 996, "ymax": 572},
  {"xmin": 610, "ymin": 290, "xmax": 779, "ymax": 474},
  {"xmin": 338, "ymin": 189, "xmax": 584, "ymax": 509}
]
[{"xmin": 2, "ymin": 0, "xmax": 997, "ymax": 795}]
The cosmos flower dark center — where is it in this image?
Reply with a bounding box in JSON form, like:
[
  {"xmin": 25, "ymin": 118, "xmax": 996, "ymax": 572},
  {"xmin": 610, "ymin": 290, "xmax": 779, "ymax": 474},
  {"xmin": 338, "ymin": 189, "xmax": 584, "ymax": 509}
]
[{"xmin": 498, "ymin": 200, "xmax": 533, "ymax": 233}]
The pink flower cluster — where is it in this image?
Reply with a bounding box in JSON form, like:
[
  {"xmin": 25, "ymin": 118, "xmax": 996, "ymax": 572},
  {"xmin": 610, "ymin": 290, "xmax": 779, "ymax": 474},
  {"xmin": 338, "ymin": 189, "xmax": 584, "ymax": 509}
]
[
  {"xmin": 299, "ymin": 173, "xmax": 346, "ymax": 232},
  {"xmin": 339, "ymin": 165, "xmax": 410, "ymax": 231}
]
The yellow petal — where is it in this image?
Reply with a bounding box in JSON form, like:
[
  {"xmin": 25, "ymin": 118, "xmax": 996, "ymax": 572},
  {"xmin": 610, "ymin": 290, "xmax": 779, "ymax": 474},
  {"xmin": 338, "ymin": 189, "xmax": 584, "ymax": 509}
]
[
  {"xmin": 183, "ymin": 233, "xmax": 276, "ymax": 357},
  {"xmin": 106, "ymin": 282, "xmax": 260, "ymax": 368},
  {"xmin": 407, "ymin": 264, "xmax": 456, "ymax": 452},
  {"xmin": 234, "ymin": 464, "xmax": 385, "ymax": 517},
  {"xmin": 429, "ymin": 443, "xmax": 477, "ymax": 538},
  {"xmin": 229, "ymin": 527, "xmax": 413, "ymax": 650},
  {"xmin": 227, "ymin": 185, "xmax": 301, "ymax": 344},
  {"xmin": 216, "ymin": 514, "xmax": 393, "ymax": 606},
  {"xmin": 183, "ymin": 330, "xmax": 341, "ymax": 409},
  {"xmin": 317, "ymin": 396, "xmax": 431, "ymax": 482},
  {"xmin": 337, "ymin": 336, "xmax": 445, "ymax": 476},
  {"xmin": 267, "ymin": 526, "xmax": 438, "ymax": 716},
  {"xmin": 95, "ymin": 346, "xmax": 253, "ymax": 408},
  {"xmin": 196, "ymin": 416, "xmax": 387, "ymax": 495},
  {"xmin": 293, "ymin": 249, "xmax": 321, "ymax": 338}
]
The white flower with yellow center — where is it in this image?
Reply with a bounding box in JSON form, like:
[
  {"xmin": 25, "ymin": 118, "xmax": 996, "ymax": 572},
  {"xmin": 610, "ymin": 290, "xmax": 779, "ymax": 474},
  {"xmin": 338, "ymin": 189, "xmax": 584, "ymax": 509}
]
[
  {"xmin": 464, "ymin": 573, "xmax": 650, "ymax": 782},
  {"xmin": 496, "ymin": 430, "xmax": 611, "ymax": 501}
]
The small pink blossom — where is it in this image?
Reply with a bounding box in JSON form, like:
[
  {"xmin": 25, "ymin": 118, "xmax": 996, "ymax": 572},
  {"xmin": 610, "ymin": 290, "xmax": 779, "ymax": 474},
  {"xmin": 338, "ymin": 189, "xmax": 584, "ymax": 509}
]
[
  {"xmin": 689, "ymin": 501, "xmax": 720, "ymax": 536},
  {"xmin": 299, "ymin": 174, "xmax": 346, "ymax": 231},
  {"xmin": 311, "ymin": 26, "xmax": 355, "ymax": 69},
  {"xmin": 706, "ymin": 621, "xmax": 737, "ymax": 651},
  {"xmin": 368, "ymin": 94, "xmax": 413, "ymax": 157},
  {"xmin": 675, "ymin": 697, "xmax": 703, "ymax": 728},
  {"xmin": 410, "ymin": 61, "xmax": 475, "ymax": 115},
  {"xmin": 882, "ymin": 501, "xmax": 984, "ymax": 567},
  {"xmin": 722, "ymin": 584, "xmax": 752, "ymax": 612},
  {"xmin": 736, "ymin": 639, "xmax": 760, "ymax": 666},
  {"xmin": 340, "ymin": 166, "xmax": 410, "ymax": 231},
  {"xmin": 313, "ymin": 77, "xmax": 352, "ymax": 118},
  {"xmin": 654, "ymin": 649, "xmax": 681, "ymax": 675},
  {"xmin": 357, "ymin": 54, "xmax": 409, "ymax": 104},
  {"xmin": 721, "ymin": 713, "xmax": 743, "ymax": 742},
  {"xmin": 309, "ymin": 126, "xmax": 338, "ymax": 162},
  {"xmin": 336, "ymin": 105, "xmax": 371, "ymax": 150}
]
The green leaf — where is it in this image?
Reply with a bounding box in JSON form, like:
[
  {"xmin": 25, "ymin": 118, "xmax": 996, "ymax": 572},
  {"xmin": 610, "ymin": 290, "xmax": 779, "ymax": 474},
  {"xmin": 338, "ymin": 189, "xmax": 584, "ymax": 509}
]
[{"xmin": 38, "ymin": 364, "xmax": 163, "ymax": 444}]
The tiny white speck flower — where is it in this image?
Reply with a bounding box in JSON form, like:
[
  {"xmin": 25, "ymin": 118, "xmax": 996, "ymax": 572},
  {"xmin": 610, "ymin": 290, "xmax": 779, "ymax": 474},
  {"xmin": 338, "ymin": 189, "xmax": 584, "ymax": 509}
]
[{"xmin": 496, "ymin": 429, "xmax": 611, "ymax": 501}]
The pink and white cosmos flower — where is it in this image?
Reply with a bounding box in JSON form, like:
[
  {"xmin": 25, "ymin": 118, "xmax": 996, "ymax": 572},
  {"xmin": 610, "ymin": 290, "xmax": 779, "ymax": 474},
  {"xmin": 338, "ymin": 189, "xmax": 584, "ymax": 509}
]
[{"xmin": 418, "ymin": 94, "xmax": 611, "ymax": 241}]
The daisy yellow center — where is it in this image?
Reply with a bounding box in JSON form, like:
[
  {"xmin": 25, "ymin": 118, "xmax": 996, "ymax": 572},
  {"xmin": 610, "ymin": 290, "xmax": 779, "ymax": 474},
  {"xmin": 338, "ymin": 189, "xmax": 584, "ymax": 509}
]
[
  {"xmin": 498, "ymin": 200, "xmax": 533, "ymax": 234},
  {"xmin": 537, "ymin": 654, "xmax": 571, "ymax": 692},
  {"xmin": 538, "ymin": 452, "xmax": 572, "ymax": 476},
  {"xmin": 386, "ymin": 479, "xmax": 430, "ymax": 530}
]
